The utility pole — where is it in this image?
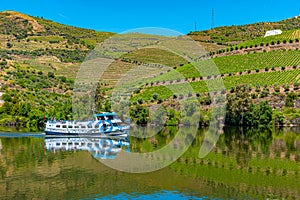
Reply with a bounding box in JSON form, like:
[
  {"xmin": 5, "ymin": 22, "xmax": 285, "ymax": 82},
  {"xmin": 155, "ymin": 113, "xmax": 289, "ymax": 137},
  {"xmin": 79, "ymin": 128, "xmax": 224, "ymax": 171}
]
[{"xmin": 211, "ymin": 8, "xmax": 215, "ymax": 30}]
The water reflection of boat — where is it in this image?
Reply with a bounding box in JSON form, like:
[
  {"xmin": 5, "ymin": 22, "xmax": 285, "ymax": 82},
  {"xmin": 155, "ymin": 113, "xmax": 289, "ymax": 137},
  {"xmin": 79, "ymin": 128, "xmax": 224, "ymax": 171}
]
[
  {"xmin": 45, "ymin": 112, "xmax": 130, "ymax": 137},
  {"xmin": 45, "ymin": 137, "xmax": 130, "ymax": 159}
]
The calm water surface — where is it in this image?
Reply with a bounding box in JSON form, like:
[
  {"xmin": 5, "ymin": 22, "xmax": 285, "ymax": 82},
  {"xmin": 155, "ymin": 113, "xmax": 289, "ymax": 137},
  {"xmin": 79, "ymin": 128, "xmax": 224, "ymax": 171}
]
[{"xmin": 0, "ymin": 127, "xmax": 299, "ymax": 199}]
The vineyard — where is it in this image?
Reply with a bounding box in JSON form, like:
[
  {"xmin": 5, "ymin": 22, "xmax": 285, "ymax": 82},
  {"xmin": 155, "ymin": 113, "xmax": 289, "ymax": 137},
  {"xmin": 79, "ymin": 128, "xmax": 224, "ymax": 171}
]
[
  {"xmin": 146, "ymin": 50, "xmax": 300, "ymax": 83},
  {"xmin": 132, "ymin": 68, "xmax": 300, "ymax": 101},
  {"xmin": 214, "ymin": 50, "xmax": 300, "ymax": 74},
  {"xmin": 192, "ymin": 68, "xmax": 300, "ymax": 93}
]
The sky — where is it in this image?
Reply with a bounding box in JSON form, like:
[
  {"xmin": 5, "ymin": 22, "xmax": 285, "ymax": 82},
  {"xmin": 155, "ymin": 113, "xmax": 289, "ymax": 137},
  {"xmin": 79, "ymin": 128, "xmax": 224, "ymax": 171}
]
[{"xmin": 0, "ymin": 0, "xmax": 300, "ymax": 34}]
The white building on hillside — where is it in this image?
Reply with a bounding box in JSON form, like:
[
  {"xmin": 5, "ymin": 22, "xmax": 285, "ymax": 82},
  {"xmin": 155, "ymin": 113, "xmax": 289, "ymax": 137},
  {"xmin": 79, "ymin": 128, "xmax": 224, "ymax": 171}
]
[{"xmin": 264, "ymin": 30, "xmax": 282, "ymax": 37}]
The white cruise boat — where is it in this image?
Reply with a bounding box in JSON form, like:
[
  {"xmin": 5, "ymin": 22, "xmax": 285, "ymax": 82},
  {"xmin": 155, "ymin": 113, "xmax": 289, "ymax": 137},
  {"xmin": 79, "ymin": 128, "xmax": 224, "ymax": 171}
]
[{"xmin": 45, "ymin": 112, "xmax": 130, "ymax": 137}]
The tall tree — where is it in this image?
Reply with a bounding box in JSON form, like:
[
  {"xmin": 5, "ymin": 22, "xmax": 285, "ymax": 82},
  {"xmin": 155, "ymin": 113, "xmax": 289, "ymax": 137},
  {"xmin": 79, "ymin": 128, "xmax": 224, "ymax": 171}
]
[{"xmin": 225, "ymin": 85, "xmax": 251, "ymax": 126}]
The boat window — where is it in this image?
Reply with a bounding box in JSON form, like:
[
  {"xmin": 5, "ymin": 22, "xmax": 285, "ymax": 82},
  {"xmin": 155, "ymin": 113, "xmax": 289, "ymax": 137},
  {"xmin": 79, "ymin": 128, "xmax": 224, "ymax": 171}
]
[
  {"xmin": 107, "ymin": 115, "xmax": 114, "ymax": 120},
  {"xmin": 62, "ymin": 142, "xmax": 67, "ymax": 145},
  {"xmin": 75, "ymin": 126, "xmax": 79, "ymax": 128},
  {"xmin": 81, "ymin": 126, "xmax": 86, "ymax": 128},
  {"xmin": 62, "ymin": 125, "xmax": 67, "ymax": 128},
  {"xmin": 100, "ymin": 116, "xmax": 105, "ymax": 120},
  {"xmin": 87, "ymin": 125, "xmax": 92, "ymax": 128},
  {"xmin": 56, "ymin": 125, "xmax": 61, "ymax": 128},
  {"xmin": 68, "ymin": 125, "xmax": 73, "ymax": 128},
  {"xmin": 75, "ymin": 142, "xmax": 79, "ymax": 145},
  {"xmin": 68, "ymin": 142, "xmax": 72, "ymax": 145},
  {"xmin": 56, "ymin": 143, "xmax": 60, "ymax": 146},
  {"xmin": 81, "ymin": 143, "xmax": 85, "ymax": 146}
]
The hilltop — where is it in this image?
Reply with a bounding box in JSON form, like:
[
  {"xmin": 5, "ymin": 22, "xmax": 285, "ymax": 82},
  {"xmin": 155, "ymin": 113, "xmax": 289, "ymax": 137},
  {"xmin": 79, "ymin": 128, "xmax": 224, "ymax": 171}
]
[
  {"xmin": 0, "ymin": 11, "xmax": 113, "ymax": 78},
  {"xmin": 189, "ymin": 16, "xmax": 300, "ymax": 45}
]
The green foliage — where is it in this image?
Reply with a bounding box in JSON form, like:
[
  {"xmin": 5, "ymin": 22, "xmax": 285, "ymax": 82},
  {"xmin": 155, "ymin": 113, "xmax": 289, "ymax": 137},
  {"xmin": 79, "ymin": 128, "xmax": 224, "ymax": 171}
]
[
  {"xmin": 273, "ymin": 110, "xmax": 285, "ymax": 126},
  {"xmin": 47, "ymin": 71, "xmax": 55, "ymax": 78},
  {"xmin": 225, "ymin": 85, "xmax": 252, "ymax": 126},
  {"xmin": 244, "ymin": 101, "xmax": 273, "ymax": 127},
  {"xmin": 166, "ymin": 108, "xmax": 180, "ymax": 126},
  {"xmin": 0, "ymin": 64, "xmax": 73, "ymax": 130},
  {"xmin": 226, "ymin": 85, "xmax": 273, "ymax": 127},
  {"xmin": 129, "ymin": 104, "xmax": 149, "ymax": 125},
  {"xmin": 285, "ymin": 92, "xmax": 297, "ymax": 107},
  {"xmin": 1, "ymin": 93, "xmax": 12, "ymax": 102}
]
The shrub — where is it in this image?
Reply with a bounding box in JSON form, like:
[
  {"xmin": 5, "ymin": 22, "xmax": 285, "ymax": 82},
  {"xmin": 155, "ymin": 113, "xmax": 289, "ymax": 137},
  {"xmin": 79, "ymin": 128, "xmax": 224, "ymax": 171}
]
[
  {"xmin": 138, "ymin": 98, "xmax": 143, "ymax": 104},
  {"xmin": 285, "ymin": 92, "xmax": 297, "ymax": 107},
  {"xmin": 152, "ymin": 93, "xmax": 158, "ymax": 100},
  {"xmin": 47, "ymin": 72, "xmax": 55, "ymax": 78},
  {"xmin": 230, "ymin": 87, "xmax": 235, "ymax": 93}
]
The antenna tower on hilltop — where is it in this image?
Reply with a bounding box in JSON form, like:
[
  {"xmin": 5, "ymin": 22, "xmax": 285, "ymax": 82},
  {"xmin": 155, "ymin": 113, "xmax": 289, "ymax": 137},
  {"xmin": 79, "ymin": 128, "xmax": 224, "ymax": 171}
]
[{"xmin": 211, "ymin": 8, "xmax": 215, "ymax": 30}]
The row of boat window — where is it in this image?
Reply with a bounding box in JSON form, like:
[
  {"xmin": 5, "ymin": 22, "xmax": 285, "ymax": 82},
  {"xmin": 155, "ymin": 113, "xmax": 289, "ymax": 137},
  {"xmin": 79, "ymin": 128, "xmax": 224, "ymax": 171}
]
[
  {"xmin": 56, "ymin": 125, "xmax": 86, "ymax": 128},
  {"xmin": 57, "ymin": 142, "xmax": 85, "ymax": 146},
  {"xmin": 54, "ymin": 123, "xmax": 118, "ymax": 129}
]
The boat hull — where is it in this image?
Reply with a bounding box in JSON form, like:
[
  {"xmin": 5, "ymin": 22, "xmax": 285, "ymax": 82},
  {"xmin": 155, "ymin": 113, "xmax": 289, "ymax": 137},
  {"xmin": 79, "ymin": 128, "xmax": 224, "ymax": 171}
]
[{"xmin": 45, "ymin": 130, "xmax": 129, "ymax": 137}]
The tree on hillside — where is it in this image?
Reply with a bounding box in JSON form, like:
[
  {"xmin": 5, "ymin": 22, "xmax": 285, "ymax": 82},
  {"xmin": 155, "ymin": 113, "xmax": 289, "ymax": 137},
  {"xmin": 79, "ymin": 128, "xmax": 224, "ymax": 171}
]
[
  {"xmin": 225, "ymin": 85, "xmax": 251, "ymax": 126},
  {"xmin": 129, "ymin": 104, "xmax": 149, "ymax": 125},
  {"xmin": 285, "ymin": 92, "xmax": 297, "ymax": 107},
  {"xmin": 244, "ymin": 101, "xmax": 273, "ymax": 127}
]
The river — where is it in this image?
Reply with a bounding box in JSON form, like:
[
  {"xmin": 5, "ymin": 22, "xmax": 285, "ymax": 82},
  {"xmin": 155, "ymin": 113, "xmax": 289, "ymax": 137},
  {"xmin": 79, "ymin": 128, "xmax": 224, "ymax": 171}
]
[{"xmin": 0, "ymin": 126, "xmax": 299, "ymax": 199}]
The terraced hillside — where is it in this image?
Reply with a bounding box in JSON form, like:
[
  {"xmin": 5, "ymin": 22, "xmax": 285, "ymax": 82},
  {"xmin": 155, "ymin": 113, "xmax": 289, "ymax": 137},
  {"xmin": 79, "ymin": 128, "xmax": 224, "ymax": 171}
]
[
  {"xmin": 0, "ymin": 11, "xmax": 299, "ymax": 128},
  {"xmin": 126, "ymin": 43, "xmax": 300, "ymax": 126},
  {"xmin": 0, "ymin": 11, "xmax": 113, "ymax": 79}
]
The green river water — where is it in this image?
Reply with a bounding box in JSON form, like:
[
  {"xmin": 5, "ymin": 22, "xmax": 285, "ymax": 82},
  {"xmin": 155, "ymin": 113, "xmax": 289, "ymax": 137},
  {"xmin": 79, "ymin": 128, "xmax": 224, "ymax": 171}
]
[{"xmin": 0, "ymin": 126, "xmax": 299, "ymax": 199}]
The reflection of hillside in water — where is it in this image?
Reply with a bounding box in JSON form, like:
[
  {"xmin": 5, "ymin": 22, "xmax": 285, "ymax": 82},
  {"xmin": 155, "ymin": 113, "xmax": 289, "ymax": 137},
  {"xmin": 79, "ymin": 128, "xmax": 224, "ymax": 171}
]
[{"xmin": 45, "ymin": 137, "xmax": 130, "ymax": 159}]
